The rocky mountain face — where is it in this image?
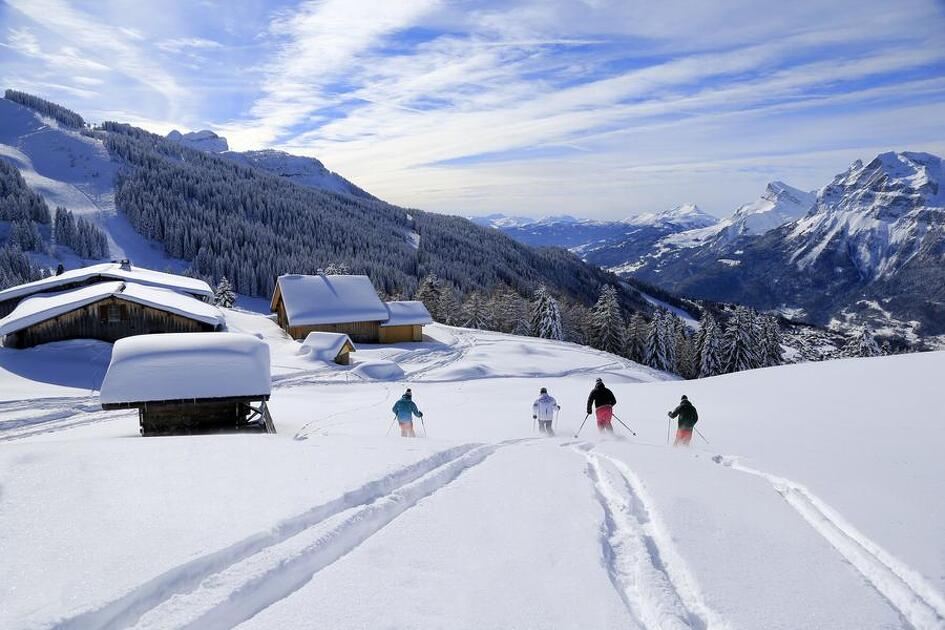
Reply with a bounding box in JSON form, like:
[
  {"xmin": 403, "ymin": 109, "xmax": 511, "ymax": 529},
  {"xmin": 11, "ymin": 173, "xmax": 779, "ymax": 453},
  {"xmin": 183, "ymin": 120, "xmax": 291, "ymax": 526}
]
[
  {"xmin": 166, "ymin": 130, "xmax": 372, "ymax": 199},
  {"xmin": 633, "ymin": 152, "xmax": 945, "ymax": 337}
]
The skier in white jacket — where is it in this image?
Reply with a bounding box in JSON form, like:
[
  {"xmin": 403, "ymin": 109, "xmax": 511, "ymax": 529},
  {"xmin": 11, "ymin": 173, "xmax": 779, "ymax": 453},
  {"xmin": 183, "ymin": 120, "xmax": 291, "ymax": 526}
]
[{"xmin": 532, "ymin": 387, "xmax": 560, "ymax": 436}]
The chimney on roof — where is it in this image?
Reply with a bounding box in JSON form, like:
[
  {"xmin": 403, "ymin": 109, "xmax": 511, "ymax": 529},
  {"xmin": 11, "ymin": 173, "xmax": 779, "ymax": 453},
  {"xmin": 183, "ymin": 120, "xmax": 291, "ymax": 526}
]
[{"xmin": 119, "ymin": 259, "xmax": 131, "ymax": 271}]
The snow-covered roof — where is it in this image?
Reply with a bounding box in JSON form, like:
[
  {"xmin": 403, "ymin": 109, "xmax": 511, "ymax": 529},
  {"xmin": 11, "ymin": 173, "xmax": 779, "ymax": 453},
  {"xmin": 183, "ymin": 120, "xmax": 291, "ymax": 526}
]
[
  {"xmin": 0, "ymin": 281, "xmax": 224, "ymax": 336},
  {"xmin": 0, "ymin": 262, "xmax": 213, "ymax": 304},
  {"xmin": 381, "ymin": 301, "xmax": 433, "ymax": 327},
  {"xmin": 273, "ymin": 274, "xmax": 388, "ymax": 326},
  {"xmin": 100, "ymin": 333, "xmax": 271, "ymax": 405},
  {"xmin": 298, "ymin": 331, "xmax": 356, "ymax": 361}
]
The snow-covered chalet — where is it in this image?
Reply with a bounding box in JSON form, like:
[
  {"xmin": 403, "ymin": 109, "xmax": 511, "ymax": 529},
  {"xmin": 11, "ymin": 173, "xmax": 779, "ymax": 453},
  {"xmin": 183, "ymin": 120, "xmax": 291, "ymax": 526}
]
[
  {"xmin": 0, "ymin": 261, "xmax": 222, "ymax": 349},
  {"xmin": 270, "ymin": 273, "xmax": 432, "ymax": 343}
]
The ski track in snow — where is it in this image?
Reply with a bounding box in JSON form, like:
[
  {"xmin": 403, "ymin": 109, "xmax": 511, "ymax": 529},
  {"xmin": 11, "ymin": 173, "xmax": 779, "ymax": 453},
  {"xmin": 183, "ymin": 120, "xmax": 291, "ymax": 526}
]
[
  {"xmin": 52, "ymin": 440, "xmax": 529, "ymax": 630},
  {"xmin": 0, "ymin": 396, "xmax": 131, "ymax": 442},
  {"xmin": 712, "ymin": 455, "xmax": 945, "ymax": 629},
  {"xmin": 579, "ymin": 446, "xmax": 726, "ymax": 630}
]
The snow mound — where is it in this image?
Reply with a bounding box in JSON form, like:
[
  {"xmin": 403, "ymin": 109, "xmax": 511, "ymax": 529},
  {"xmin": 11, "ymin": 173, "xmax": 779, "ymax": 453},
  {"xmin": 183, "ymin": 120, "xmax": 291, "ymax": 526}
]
[
  {"xmin": 298, "ymin": 332, "xmax": 354, "ymax": 362},
  {"xmin": 100, "ymin": 333, "xmax": 270, "ymax": 405},
  {"xmin": 351, "ymin": 360, "xmax": 404, "ymax": 381}
]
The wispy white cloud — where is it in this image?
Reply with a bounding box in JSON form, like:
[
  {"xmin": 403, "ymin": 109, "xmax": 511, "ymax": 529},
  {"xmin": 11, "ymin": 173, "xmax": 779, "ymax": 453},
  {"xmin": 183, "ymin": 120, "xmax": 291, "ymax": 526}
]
[
  {"xmin": 6, "ymin": 0, "xmax": 187, "ymax": 111},
  {"xmin": 3, "ymin": 0, "xmax": 944, "ymax": 217}
]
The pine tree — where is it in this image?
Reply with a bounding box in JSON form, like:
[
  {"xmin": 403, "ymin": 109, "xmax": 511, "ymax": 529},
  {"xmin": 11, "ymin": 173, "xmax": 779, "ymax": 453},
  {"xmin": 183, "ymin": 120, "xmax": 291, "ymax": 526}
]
[
  {"xmin": 530, "ymin": 285, "xmax": 563, "ymax": 341},
  {"xmin": 697, "ymin": 313, "xmax": 724, "ymax": 377},
  {"xmin": 213, "ymin": 276, "xmax": 236, "ymax": 308},
  {"xmin": 722, "ymin": 306, "xmax": 761, "ymax": 373},
  {"xmin": 674, "ymin": 324, "xmax": 696, "ymax": 379},
  {"xmin": 415, "ymin": 274, "xmax": 442, "ymax": 322},
  {"xmin": 760, "ymin": 315, "xmax": 784, "ymax": 367},
  {"xmin": 323, "ymin": 262, "xmax": 350, "ymax": 275},
  {"xmin": 460, "ymin": 291, "xmax": 492, "ymax": 329},
  {"xmin": 843, "ymin": 328, "xmax": 882, "ymax": 358},
  {"xmin": 589, "ymin": 285, "xmax": 626, "ymax": 355},
  {"xmin": 643, "ymin": 309, "xmax": 675, "ymax": 372},
  {"xmin": 437, "ymin": 286, "xmax": 461, "ymax": 326},
  {"xmin": 625, "ymin": 312, "xmax": 647, "ymax": 363}
]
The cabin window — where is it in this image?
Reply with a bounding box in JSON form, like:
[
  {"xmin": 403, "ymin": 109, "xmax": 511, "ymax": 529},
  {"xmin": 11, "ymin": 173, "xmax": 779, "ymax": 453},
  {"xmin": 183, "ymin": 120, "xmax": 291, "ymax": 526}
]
[{"xmin": 107, "ymin": 304, "xmax": 122, "ymax": 323}]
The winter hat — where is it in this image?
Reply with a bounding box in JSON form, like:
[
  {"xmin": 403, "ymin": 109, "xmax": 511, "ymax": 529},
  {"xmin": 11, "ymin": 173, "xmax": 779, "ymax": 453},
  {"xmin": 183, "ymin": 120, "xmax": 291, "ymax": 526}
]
[
  {"xmin": 681, "ymin": 394, "xmax": 688, "ymax": 400},
  {"xmin": 540, "ymin": 387, "xmax": 547, "ymax": 394},
  {"xmin": 405, "ymin": 388, "xmax": 412, "ymax": 398},
  {"xmin": 595, "ymin": 378, "xmax": 603, "ymax": 384}
]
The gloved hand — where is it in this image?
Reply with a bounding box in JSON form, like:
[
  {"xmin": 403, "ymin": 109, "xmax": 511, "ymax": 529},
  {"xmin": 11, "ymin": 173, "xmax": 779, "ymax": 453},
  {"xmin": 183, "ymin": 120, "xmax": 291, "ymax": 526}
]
[
  {"xmin": 667, "ymin": 411, "xmax": 672, "ymax": 418},
  {"xmin": 532, "ymin": 415, "xmax": 537, "ymax": 419},
  {"xmin": 556, "ymin": 406, "xmax": 561, "ymax": 410},
  {"xmin": 418, "ymin": 412, "xmax": 424, "ymax": 417}
]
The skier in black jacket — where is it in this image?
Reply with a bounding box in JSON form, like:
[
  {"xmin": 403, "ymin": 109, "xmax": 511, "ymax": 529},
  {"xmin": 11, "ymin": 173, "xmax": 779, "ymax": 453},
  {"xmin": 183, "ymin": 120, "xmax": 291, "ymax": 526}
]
[
  {"xmin": 668, "ymin": 395, "xmax": 698, "ymax": 446},
  {"xmin": 586, "ymin": 378, "xmax": 617, "ymax": 433}
]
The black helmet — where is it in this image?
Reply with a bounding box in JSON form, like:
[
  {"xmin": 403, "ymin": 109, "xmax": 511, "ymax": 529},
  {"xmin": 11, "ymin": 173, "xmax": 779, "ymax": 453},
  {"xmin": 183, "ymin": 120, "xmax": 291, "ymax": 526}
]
[
  {"xmin": 681, "ymin": 394, "xmax": 688, "ymax": 400},
  {"xmin": 405, "ymin": 388, "xmax": 412, "ymax": 398},
  {"xmin": 595, "ymin": 378, "xmax": 603, "ymax": 385},
  {"xmin": 540, "ymin": 387, "xmax": 547, "ymax": 394}
]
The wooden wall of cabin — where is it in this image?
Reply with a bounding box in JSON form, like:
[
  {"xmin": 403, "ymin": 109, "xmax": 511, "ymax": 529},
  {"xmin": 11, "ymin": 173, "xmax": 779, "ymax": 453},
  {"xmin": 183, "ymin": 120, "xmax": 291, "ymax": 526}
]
[
  {"xmin": 287, "ymin": 321, "xmax": 381, "ymax": 343},
  {"xmin": 6, "ymin": 297, "xmax": 217, "ymax": 348},
  {"xmin": 138, "ymin": 399, "xmax": 248, "ymax": 435},
  {"xmin": 378, "ymin": 325, "xmax": 423, "ymax": 343}
]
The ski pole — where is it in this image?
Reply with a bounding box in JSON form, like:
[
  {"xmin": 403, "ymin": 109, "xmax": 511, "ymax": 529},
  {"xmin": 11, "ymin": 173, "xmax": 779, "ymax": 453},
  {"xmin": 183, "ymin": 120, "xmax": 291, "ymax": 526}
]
[
  {"xmin": 386, "ymin": 417, "xmax": 396, "ymax": 436},
  {"xmin": 667, "ymin": 416, "xmax": 672, "ymax": 445},
  {"xmin": 420, "ymin": 416, "xmax": 428, "ymax": 438},
  {"xmin": 694, "ymin": 426, "xmax": 709, "ymax": 444},
  {"xmin": 574, "ymin": 414, "xmax": 590, "ymax": 438},
  {"xmin": 611, "ymin": 414, "xmax": 637, "ymax": 437}
]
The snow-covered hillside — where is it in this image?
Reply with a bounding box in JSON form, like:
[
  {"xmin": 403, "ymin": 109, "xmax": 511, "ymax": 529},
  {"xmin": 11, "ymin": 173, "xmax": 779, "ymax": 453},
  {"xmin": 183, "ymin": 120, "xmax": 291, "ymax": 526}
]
[
  {"xmin": 1, "ymin": 312, "xmax": 942, "ymax": 629},
  {"xmin": 0, "ymin": 98, "xmax": 190, "ymax": 272}
]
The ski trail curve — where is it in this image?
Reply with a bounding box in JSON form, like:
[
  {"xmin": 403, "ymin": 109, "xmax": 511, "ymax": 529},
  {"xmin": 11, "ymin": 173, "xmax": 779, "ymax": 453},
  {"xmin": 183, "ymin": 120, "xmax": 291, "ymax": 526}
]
[
  {"xmin": 0, "ymin": 397, "xmax": 131, "ymax": 442},
  {"xmin": 52, "ymin": 444, "xmax": 481, "ymax": 630},
  {"xmin": 130, "ymin": 440, "xmax": 526, "ymax": 630},
  {"xmin": 580, "ymin": 448, "xmax": 727, "ymax": 630},
  {"xmin": 713, "ymin": 455, "xmax": 945, "ymax": 630}
]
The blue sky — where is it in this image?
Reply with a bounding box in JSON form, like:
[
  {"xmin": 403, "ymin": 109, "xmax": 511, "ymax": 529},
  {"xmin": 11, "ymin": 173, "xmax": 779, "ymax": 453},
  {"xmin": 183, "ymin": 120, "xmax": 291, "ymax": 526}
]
[{"xmin": 2, "ymin": 0, "xmax": 945, "ymax": 219}]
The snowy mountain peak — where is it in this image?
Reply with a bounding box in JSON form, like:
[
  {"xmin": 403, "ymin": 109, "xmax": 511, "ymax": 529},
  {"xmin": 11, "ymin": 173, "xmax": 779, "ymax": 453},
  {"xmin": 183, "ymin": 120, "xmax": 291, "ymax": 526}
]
[
  {"xmin": 625, "ymin": 203, "xmax": 719, "ymax": 229},
  {"xmin": 726, "ymin": 181, "xmax": 816, "ymax": 237},
  {"xmin": 166, "ymin": 129, "xmax": 229, "ymax": 153}
]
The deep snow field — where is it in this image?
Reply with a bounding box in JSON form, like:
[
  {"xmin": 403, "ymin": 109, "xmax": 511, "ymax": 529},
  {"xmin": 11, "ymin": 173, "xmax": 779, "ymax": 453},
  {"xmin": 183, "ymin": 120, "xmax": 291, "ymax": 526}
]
[{"xmin": 1, "ymin": 310, "xmax": 944, "ymax": 630}]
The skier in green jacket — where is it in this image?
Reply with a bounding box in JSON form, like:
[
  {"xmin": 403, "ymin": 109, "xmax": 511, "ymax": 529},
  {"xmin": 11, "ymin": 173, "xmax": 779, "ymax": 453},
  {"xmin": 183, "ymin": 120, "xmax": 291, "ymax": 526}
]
[{"xmin": 668, "ymin": 395, "xmax": 698, "ymax": 446}]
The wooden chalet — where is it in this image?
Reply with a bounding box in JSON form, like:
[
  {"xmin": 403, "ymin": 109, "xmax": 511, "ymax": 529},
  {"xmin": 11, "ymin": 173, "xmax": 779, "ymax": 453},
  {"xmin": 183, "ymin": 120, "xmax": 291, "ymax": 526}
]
[
  {"xmin": 0, "ymin": 260, "xmax": 212, "ymax": 318},
  {"xmin": 379, "ymin": 301, "xmax": 433, "ymax": 343},
  {"xmin": 99, "ymin": 333, "xmax": 275, "ymax": 436},
  {"xmin": 299, "ymin": 331, "xmax": 356, "ymax": 365},
  {"xmin": 0, "ymin": 281, "xmax": 224, "ymax": 349},
  {"xmin": 271, "ymin": 274, "xmax": 432, "ymax": 344},
  {"xmin": 271, "ymin": 274, "xmax": 390, "ymax": 343}
]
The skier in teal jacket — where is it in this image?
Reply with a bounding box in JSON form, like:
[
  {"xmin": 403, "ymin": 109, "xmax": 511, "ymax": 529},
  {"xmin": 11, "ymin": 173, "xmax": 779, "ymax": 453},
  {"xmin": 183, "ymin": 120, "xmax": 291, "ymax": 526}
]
[{"xmin": 392, "ymin": 389, "xmax": 423, "ymax": 437}]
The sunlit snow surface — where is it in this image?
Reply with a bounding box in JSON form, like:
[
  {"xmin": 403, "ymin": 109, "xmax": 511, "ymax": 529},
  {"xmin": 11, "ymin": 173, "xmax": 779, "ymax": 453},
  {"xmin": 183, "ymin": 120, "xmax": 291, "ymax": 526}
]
[{"xmin": 0, "ymin": 312, "xmax": 943, "ymax": 629}]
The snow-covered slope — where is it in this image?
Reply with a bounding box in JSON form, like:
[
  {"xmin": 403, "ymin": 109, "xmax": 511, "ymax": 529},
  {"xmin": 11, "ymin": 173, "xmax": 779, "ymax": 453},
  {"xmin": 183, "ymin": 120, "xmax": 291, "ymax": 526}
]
[
  {"xmin": 0, "ymin": 311, "xmax": 942, "ymax": 629},
  {"xmin": 0, "ymin": 97, "xmax": 191, "ymax": 272}
]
